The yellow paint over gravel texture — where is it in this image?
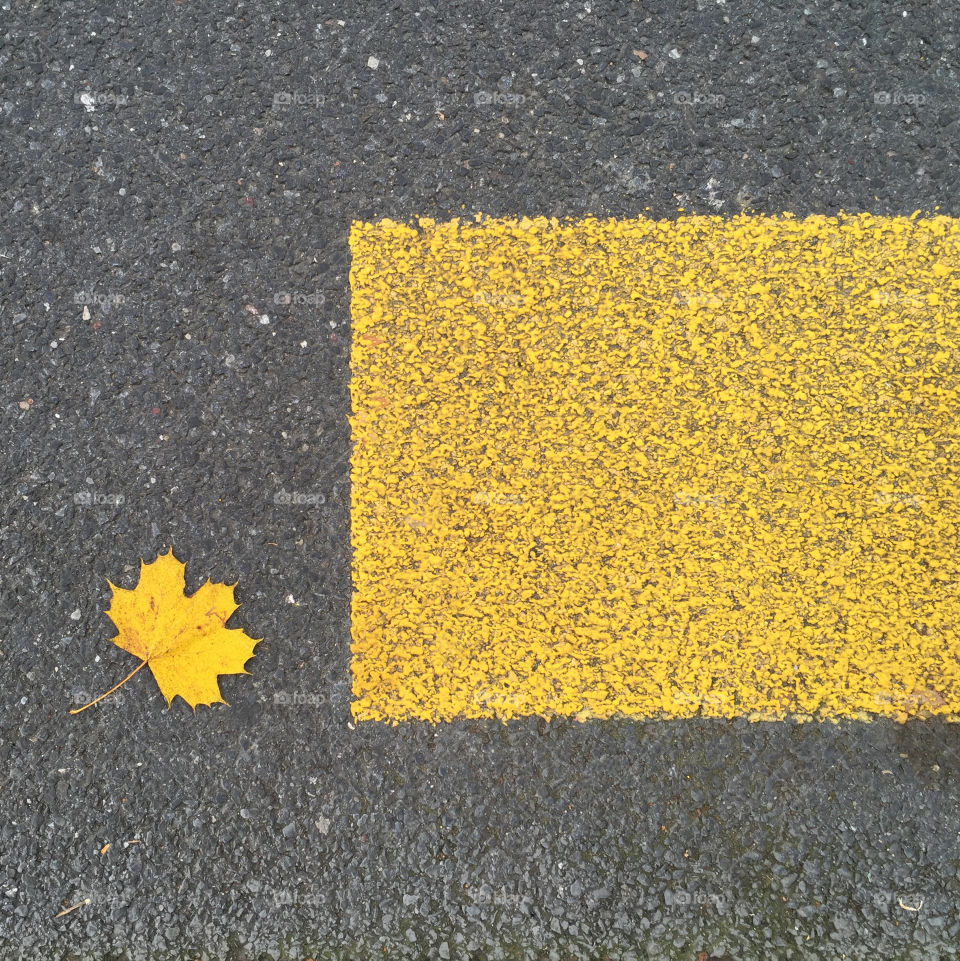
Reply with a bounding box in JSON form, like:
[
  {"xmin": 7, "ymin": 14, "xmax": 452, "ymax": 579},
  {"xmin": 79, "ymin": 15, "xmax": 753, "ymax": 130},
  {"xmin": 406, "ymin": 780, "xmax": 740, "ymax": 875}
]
[{"xmin": 349, "ymin": 213, "xmax": 960, "ymax": 723}]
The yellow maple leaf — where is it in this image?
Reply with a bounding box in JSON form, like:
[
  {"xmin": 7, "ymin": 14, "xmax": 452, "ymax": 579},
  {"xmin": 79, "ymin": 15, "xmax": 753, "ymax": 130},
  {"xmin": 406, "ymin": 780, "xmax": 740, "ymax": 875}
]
[{"xmin": 72, "ymin": 548, "xmax": 261, "ymax": 712}]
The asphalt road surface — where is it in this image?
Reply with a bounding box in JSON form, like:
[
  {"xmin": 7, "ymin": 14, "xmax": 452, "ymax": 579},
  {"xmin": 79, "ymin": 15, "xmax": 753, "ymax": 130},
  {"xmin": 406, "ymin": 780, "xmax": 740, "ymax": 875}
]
[{"xmin": 2, "ymin": 1, "xmax": 960, "ymax": 959}]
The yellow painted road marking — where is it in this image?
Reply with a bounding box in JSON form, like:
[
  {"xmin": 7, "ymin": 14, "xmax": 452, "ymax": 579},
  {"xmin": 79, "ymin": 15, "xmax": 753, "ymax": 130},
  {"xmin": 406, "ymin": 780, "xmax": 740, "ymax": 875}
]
[{"xmin": 349, "ymin": 213, "xmax": 960, "ymax": 723}]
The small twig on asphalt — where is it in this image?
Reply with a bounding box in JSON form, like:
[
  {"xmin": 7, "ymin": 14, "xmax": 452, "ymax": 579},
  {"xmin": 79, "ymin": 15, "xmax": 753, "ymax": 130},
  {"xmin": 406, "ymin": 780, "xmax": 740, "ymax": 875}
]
[{"xmin": 54, "ymin": 898, "xmax": 90, "ymax": 919}]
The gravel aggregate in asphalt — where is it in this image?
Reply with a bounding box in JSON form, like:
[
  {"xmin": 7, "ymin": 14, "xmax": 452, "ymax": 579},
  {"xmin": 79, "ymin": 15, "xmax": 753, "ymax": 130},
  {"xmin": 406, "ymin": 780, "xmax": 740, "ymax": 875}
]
[{"xmin": 2, "ymin": 1, "xmax": 960, "ymax": 958}]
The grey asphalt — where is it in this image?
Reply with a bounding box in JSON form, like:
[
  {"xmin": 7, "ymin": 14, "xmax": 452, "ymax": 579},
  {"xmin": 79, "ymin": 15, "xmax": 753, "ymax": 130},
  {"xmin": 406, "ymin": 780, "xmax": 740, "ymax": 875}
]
[{"xmin": 2, "ymin": 1, "xmax": 960, "ymax": 959}]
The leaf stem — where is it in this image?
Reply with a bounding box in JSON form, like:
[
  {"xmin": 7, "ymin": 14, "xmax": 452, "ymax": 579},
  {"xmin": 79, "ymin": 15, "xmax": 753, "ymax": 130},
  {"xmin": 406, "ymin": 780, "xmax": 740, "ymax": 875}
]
[{"xmin": 70, "ymin": 659, "xmax": 148, "ymax": 714}]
